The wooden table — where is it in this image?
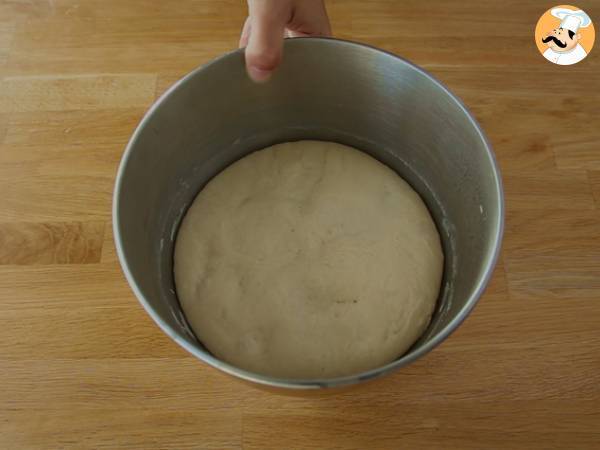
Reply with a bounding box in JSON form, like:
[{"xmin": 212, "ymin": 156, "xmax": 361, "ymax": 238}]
[{"xmin": 1, "ymin": 1, "xmax": 599, "ymax": 448}]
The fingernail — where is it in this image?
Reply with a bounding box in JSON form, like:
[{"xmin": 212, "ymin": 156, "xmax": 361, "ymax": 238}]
[{"xmin": 248, "ymin": 66, "xmax": 272, "ymax": 83}]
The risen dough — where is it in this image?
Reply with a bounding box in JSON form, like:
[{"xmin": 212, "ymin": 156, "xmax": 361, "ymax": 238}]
[{"xmin": 174, "ymin": 141, "xmax": 443, "ymax": 379}]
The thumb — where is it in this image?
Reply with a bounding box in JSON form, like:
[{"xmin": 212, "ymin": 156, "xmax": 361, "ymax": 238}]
[{"xmin": 245, "ymin": 3, "xmax": 288, "ymax": 82}]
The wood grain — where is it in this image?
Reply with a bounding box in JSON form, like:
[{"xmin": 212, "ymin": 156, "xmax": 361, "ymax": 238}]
[
  {"xmin": 0, "ymin": 74, "xmax": 156, "ymax": 113},
  {"xmin": 0, "ymin": 264, "xmax": 130, "ymax": 310},
  {"xmin": 505, "ymin": 209, "xmax": 600, "ymax": 298},
  {"xmin": 0, "ymin": 113, "xmax": 7, "ymax": 144},
  {"xmin": 0, "ymin": 306, "xmax": 180, "ymax": 359},
  {"xmin": 0, "ymin": 172, "xmax": 113, "ymax": 221},
  {"xmin": 590, "ymin": 170, "xmax": 600, "ymax": 207},
  {"xmin": 0, "ymin": 221, "xmax": 104, "ymax": 264},
  {"xmin": 3, "ymin": 108, "xmax": 145, "ymax": 148},
  {"xmin": 504, "ymin": 169, "xmax": 595, "ymax": 210},
  {"xmin": 2, "ymin": 408, "xmax": 242, "ymax": 450},
  {"xmin": 1, "ymin": 0, "xmax": 599, "ymax": 449},
  {"xmin": 0, "ymin": 22, "xmax": 12, "ymax": 67}
]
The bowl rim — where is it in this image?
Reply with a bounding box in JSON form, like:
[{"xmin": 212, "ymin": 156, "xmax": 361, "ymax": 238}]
[{"xmin": 113, "ymin": 36, "xmax": 505, "ymax": 390}]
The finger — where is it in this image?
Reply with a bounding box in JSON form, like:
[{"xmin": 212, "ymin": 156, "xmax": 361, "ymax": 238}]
[
  {"xmin": 289, "ymin": 0, "xmax": 332, "ymax": 37},
  {"xmin": 245, "ymin": 0, "xmax": 289, "ymax": 82},
  {"xmin": 239, "ymin": 17, "xmax": 251, "ymax": 48}
]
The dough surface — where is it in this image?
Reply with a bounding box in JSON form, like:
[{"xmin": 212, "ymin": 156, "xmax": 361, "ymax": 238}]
[{"xmin": 174, "ymin": 141, "xmax": 443, "ymax": 379}]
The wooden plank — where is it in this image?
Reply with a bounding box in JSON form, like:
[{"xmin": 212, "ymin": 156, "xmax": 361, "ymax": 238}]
[
  {"xmin": 426, "ymin": 65, "xmax": 600, "ymax": 96},
  {"xmin": 242, "ymin": 401, "xmax": 600, "ymax": 450},
  {"xmin": 451, "ymin": 254, "xmax": 600, "ymax": 349},
  {"xmin": 328, "ymin": 0, "xmax": 551, "ymax": 66},
  {"xmin": 0, "ymin": 221, "xmax": 104, "ymax": 265},
  {"xmin": 590, "ymin": 170, "xmax": 600, "ymax": 207},
  {"xmin": 3, "ymin": 0, "xmax": 241, "ymax": 77},
  {"xmin": 503, "ymin": 170, "xmax": 595, "ymax": 210},
  {"xmin": 4, "ymin": 42, "xmax": 231, "ymax": 77},
  {"xmin": 0, "ymin": 143, "xmax": 120, "ymax": 179},
  {"xmin": 0, "ymin": 22, "xmax": 13, "ymax": 69},
  {"xmin": 0, "ymin": 263, "xmax": 133, "ymax": 310},
  {"xmin": 10, "ymin": 36, "xmax": 234, "ymax": 72},
  {"xmin": 554, "ymin": 134, "xmax": 600, "ymax": 170},
  {"xmin": 0, "ymin": 111, "xmax": 141, "ymax": 225},
  {"xmin": 0, "ymin": 113, "xmax": 7, "ymax": 144},
  {"xmin": 3, "ymin": 108, "xmax": 144, "ymax": 148},
  {"xmin": 0, "ymin": 74, "xmax": 156, "ymax": 113},
  {"xmin": 2, "ymin": 358, "xmax": 246, "ymax": 410},
  {"xmin": 0, "ymin": 306, "xmax": 182, "ymax": 360},
  {"xmin": 0, "ymin": 0, "xmax": 52, "ymax": 20},
  {"xmin": 505, "ymin": 209, "xmax": 600, "ymax": 298},
  {"xmin": 488, "ymin": 132, "xmax": 556, "ymax": 172},
  {"xmin": 438, "ymin": 85, "xmax": 599, "ymax": 172},
  {"xmin": 0, "ymin": 171, "xmax": 113, "ymax": 221},
  {"xmin": 2, "ymin": 408, "xmax": 242, "ymax": 450},
  {"xmin": 8, "ymin": 0, "xmax": 244, "ymax": 48}
]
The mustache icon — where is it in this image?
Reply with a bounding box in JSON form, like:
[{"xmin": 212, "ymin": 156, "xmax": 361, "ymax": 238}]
[{"xmin": 542, "ymin": 35, "xmax": 567, "ymax": 48}]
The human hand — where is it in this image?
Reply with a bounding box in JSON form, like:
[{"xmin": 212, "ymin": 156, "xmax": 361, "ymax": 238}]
[{"xmin": 239, "ymin": 0, "xmax": 331, "ymax": 82}]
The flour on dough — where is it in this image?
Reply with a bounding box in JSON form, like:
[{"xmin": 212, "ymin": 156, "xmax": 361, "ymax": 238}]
[{"xmin": 174, "ymin": 141, "xmax": 443, "ymax": 379}]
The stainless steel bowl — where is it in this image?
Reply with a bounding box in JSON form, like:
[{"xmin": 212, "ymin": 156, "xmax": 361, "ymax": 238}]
[{"xmin": 113, "ymin": 37, "xmax": 504, "ymax": 390}]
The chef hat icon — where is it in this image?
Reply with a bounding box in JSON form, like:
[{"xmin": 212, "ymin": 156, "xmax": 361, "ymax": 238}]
[{"xmin": 551, "ymin": 7, "xmax": 592, "ymax": 33}]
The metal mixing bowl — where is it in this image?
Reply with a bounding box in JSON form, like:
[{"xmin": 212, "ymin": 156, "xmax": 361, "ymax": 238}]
[{"xmin": 113, "ymin": 38, "xmax": 504, "ymax": 390}]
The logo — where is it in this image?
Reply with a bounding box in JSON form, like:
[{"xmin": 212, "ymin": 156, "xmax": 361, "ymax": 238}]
[{"xmin": 535, "ymin": 5, "xmax": 595, "ymax": 65}]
